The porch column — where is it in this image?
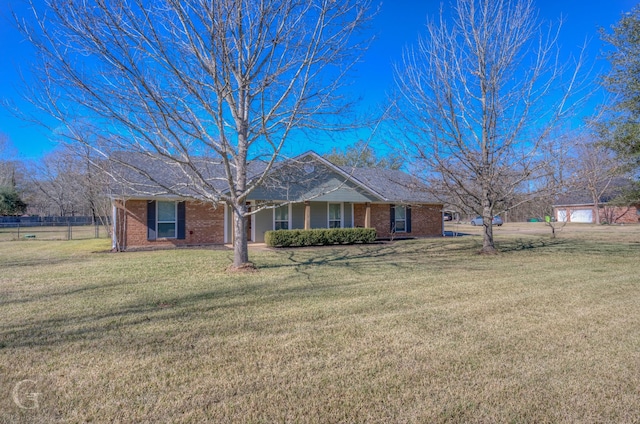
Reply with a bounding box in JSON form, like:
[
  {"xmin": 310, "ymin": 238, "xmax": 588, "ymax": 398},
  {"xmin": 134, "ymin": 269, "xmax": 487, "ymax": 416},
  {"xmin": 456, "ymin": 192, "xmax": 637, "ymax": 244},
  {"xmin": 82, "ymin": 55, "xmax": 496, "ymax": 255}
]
[
  {"xmin": 364, "ymin": 202, "xmax": 371, "ymax": 228},
  {"xmin": 230, "ymin": 212, "xmax": 235, "ymax": 245},
  {"xmin": 304, "ymin": 201, "xmax": 311, "ymax": 230}
]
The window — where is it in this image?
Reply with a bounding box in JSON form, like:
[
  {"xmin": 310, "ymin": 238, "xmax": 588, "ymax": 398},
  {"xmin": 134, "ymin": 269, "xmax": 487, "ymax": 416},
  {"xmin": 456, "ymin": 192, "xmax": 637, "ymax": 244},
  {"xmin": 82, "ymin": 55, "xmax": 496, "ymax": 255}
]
[
  {"xmin": 274, "ymin": 205, "xmax": 289, "ymax": 230},
  {"xmin": 394, "ymin": 205, "xmax": 406, "ymax": 232},
  {"xmin": 328, "ymin": 203, "xmax": 342, "ymax": 228},
  {"xmin": 147, "ymin": 200, "xmax": 185, "ymax": 241},
  {"xmin": 157, "ymin": 201, "xmax": 177, "ymax": 238}
]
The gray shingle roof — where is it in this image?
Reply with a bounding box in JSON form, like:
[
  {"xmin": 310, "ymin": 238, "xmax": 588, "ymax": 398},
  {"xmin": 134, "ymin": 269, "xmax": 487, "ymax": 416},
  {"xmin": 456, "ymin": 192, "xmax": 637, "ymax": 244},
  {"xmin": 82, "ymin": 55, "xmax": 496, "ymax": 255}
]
[
  {"xmin": 108, "ymin": 152, "xmax": 267, "ymax": 198},
  {"xmin": 345, "ymin": 167, "xmax": 438, "ymax": 203},
  {"xmin": 108, "ymin": 151, "xmax": 440, "ymax": 204}
]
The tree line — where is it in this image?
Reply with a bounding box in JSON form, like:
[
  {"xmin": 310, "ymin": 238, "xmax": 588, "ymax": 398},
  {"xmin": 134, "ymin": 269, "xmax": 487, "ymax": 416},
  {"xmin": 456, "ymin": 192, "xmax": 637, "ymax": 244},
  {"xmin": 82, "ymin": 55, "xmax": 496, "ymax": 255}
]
[{"xmin": 0, "ymin": 137, "xmax": 110, "ymax": 222}]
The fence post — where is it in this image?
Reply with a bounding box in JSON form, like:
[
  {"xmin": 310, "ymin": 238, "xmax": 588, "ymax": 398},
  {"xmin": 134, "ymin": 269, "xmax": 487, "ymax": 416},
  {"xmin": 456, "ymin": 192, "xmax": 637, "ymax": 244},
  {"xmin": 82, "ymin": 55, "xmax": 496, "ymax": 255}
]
[
  {"xmin": 95, "ymin": 224, "xmax": 99, "ymax": 238},
  {"xmin": 17, "ymin": 222, "xmax": 20, "ymax": 240},
  {"xmin": 68, "ymin": 222, "xmax": 72, "ymax": 240}
]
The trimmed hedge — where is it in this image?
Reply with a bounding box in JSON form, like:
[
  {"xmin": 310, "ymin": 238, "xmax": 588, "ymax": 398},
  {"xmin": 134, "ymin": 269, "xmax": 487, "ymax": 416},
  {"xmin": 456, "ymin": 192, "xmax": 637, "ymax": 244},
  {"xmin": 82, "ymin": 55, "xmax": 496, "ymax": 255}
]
[{"xmin": 265, "ymin": 228, "xmax": 377, "ymax": 247}]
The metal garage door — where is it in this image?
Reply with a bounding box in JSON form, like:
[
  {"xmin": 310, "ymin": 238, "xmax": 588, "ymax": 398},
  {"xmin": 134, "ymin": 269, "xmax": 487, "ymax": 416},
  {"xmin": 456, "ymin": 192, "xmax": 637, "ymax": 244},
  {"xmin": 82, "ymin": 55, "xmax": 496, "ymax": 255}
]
[
  {"xmin": 571, "ymin": 209, "xmax": 593, "ymax": 223},
  {"xmin": 557, "ymin": 210, "xmax": 567, "ymax": 222}
]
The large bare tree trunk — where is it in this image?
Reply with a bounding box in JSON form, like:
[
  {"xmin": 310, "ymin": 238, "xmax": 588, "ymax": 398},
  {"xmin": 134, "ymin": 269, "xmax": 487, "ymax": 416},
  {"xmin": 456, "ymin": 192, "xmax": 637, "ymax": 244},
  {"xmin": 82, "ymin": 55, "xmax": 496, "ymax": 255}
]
[
  {"xmin": 231, "ymin": 202, "xmax": 250, "ymax": 269},
  {"xmin": 481, "ymin": 190, "xmax": 495, "ymax": 253}
]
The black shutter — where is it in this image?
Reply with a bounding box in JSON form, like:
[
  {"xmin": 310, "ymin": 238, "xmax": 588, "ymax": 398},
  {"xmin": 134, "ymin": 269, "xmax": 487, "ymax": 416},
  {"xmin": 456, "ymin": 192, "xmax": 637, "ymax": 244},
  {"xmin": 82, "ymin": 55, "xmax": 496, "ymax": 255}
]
[
  {"xmin": 406, "ymin": 205, "xmax": 412, "ymax": 233},
  {"xmin": 390, "ymin": 204, "xmax": 395, "ymax": 233},
  {"xmin": 177, "ymin": 201, "xmax": 186, "ymax": 240},
  {"xmin": 147, "ymin": 200, "xmax": 156, "ymax": 240}
]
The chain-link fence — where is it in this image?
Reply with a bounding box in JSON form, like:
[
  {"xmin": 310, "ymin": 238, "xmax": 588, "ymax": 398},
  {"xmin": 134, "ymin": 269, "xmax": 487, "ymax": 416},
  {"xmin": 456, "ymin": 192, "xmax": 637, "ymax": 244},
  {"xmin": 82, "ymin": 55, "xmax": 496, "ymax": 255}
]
[{"xmin": 0, "ymin": 219, "xmax": 111, "ymax": 241}]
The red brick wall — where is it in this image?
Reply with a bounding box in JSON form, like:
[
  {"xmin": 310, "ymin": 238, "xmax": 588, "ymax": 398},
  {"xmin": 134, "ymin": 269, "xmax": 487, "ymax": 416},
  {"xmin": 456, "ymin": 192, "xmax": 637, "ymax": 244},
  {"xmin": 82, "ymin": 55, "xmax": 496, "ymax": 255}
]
[
  {"xmin": 602, "ymin": 205, "xmax": 640, "ymax": 224},
  {"xmin": 353, "ymin": 203, "xmax": 365, "ymax": 229},
  {"xmin": 114, "ymin": 199, "xmax": 225, "ymax": 250},
  {"xmin": 354, "ymin": 203, "xmax": 442, "ymax": 238},
  {"xmin": 410, "ymin": 204, "xmax": 445, "ymax": 237}
]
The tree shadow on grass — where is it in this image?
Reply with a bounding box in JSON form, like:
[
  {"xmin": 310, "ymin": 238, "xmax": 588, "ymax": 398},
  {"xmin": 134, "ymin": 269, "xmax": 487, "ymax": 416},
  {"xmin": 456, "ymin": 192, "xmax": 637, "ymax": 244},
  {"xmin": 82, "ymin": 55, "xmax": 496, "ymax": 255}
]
[
  {"xmin": 0, "ymin": 279, "xmax": 134, "ymax": 308},
  {"xmin": 495, "ymin": 238, "xmax": 569, "ymax": 253},
  {"xmin": 495, "ymin": 237, "xmax": 640, "ymax": 255},
  {"xmin": 0, "ymin": 243, "xmax": 435, "ymax": 351},
  {"xmin": 257, "ymin": 242, "xmax": 435, "ymax": 280},
  {"xmin": 2, "ymin": 256, "xmax": 78, "ymax": 269},
  {"xmin": 254, "ymin": 238, "xmax": 497, "ymax": 284},
  {"xmin": 0, "ymin": 267, "xmax": 382, "ymax": 351},
  {"xmin": 10, "ymin": 236, "xmax": 631, "ymax": 352}
]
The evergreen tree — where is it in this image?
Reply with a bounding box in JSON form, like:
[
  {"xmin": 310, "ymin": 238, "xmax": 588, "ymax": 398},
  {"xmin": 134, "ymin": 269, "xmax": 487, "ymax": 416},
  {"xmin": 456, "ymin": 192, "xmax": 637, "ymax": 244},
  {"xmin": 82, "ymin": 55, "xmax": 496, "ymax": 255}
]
[
  {"xmin": 0, "ymin": 186, "xmax": 27, "ymax": 216},
  {"xmin": 601, "ymin": 6, "xmax": 640, "ymax": 200}
]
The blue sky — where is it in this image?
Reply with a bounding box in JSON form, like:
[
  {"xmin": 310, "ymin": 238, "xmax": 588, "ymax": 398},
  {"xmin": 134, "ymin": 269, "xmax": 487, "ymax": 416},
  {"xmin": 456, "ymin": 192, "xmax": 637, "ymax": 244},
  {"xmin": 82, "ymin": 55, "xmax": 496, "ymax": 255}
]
[{"xmin": 0, "ymin": 0, "xmax": 637, "ymax": 160}]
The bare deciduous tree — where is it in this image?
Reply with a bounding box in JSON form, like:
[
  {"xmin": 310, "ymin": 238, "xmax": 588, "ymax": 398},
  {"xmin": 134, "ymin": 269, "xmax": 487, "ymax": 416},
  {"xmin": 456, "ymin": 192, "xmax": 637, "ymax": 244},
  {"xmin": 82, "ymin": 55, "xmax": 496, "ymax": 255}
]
[
  {"xmin": 570, "ymin": 137, "xmax": 624, "ymax": 225},
  {"xmin": 28, "ymin": 151, "xmax": 85, "ymax": 217},
  {"xmin": 26, "ymin": 144, "xmax": 111, "ymax": 226},
  {"xmin": 17, "ymin": 0, "xmax": 372, "ymax": 268},
  {"xmin": 0, "ymin": 133, "xmax": 20, "ymax": 189},
  {"xmin": 395, "ymin": 0, "xmax": 589, "ymax": 253},
  {"xmin": 324, "ymin": 140, "xmax": 403, "ymax": 170}
]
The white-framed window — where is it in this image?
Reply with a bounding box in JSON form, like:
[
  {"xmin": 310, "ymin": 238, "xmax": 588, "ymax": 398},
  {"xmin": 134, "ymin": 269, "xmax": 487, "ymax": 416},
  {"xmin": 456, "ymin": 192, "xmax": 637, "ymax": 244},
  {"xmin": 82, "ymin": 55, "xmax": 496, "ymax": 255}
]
[
  {"xmin": 328, "ymin": 203, "xmax": 343, "ymax": 228},
  {"xmin": 274, "ymin": 205, "xmax": 289, "ymax": 230},
  {"xmin": 157, "ymin": 201, "xmax": 177, "ymax": 238},
  {"xmin": 394, "ymin": 205, "xmax": 407, "ymax": 232}
]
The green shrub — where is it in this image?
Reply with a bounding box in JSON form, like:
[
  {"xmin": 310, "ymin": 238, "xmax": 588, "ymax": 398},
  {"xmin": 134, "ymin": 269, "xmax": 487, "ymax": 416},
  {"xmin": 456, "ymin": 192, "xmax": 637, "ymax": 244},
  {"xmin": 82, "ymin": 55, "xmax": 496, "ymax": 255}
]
[{"xmin": 265, "ymin": 228, "xmax": 377, "ymax": 247}]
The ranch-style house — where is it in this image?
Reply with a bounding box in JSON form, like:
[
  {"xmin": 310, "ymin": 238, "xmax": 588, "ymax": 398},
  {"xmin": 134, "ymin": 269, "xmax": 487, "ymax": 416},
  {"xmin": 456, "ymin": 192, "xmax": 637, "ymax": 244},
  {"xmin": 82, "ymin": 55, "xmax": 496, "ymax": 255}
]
[{"xmin": 109, "ymin": 151, "xmax": 445, "ymax": 250}]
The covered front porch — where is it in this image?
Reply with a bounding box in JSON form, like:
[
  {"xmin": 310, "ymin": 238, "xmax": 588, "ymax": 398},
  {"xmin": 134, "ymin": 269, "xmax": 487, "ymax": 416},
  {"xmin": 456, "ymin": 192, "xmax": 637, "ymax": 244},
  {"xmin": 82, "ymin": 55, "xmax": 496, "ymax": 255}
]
[{"xmin": 226, "ymin": 201, "xmax": 375, "ymax": 243}]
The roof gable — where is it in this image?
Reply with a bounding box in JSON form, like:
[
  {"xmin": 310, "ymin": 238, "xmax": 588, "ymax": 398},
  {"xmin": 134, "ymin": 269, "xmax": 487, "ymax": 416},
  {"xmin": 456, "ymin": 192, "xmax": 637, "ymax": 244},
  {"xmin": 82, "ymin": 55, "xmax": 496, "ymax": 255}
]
[{"xmin": 247, "ymin": 153, "xmax": 382, "ymax": 202}]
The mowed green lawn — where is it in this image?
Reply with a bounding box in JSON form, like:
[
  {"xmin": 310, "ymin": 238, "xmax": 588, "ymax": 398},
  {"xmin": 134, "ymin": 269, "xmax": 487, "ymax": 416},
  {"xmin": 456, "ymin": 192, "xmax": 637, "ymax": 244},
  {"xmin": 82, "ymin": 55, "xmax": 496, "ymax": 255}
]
[{"xmin": 1, "ymin": 224, "xmax": 639, "ymax": 423}]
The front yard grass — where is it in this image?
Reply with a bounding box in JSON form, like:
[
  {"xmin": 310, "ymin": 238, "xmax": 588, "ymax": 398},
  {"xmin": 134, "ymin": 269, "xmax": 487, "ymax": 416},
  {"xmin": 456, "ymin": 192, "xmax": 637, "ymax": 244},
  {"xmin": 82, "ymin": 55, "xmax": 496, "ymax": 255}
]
[{"xmin": 1, "ymin": 226, "xmax": 639, "ymax": 423}]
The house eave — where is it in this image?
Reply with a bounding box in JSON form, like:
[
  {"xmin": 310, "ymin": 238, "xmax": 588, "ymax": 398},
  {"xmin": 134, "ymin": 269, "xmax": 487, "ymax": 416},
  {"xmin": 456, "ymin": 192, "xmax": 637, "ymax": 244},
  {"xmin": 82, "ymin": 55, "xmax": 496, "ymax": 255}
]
[{"xmin": 110, "ymin": 194, "xmax": 192, "ymax": 202}]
